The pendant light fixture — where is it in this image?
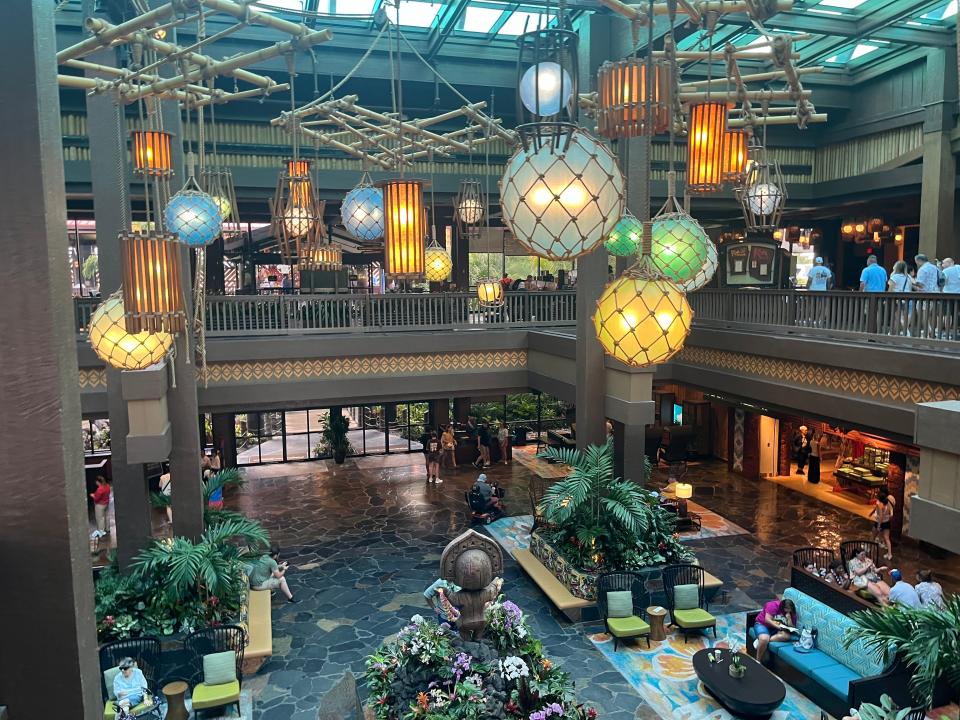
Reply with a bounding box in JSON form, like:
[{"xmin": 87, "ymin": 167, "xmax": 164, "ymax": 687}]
[
  {"xmin": 425, "ymin": 238, "xmax": 453, "ymax": 282},
  {"xmin": 651, "ymin": 173, "xmax": 717, "ymax": 292},
  {"xmin": 199, "ymin": 82, "xmax": 240, "ymax": 233},
  {"xmin": 341, "ymin": 171, "xmax": 385, "ymax": 242},
  {"xmin": 455, "ymin": 180, "xmax": 485, "ymax": 226},
  {"xmin": 131, "ymin": 130, "xmax": 173, "ymax": 177},
  {"xmin": 90, "ymin": 290, "xmax": 175, "ymax": 371},
  {"xmin": 596, "ymin": 57, "xmax": 670, "ymax": 139},
  {"xmin": 517, "ymin": 26, "xmax": 578, "ymax": 123},
  {"xmin": 379, "ymin": 178, "xmax": 426, "ymax": 279},
  {"xmin": 476, "ymin": 92, "xmax": 503, "ymax": 308},
  {"xmin": 120, "ymin": 231, "xmax": 185, "ymax": 333},
  {"xmin": 736, "ymin": 131, "xmax": 786, "ymax": 231},
  {"xmin": 686, "ymin": 101, "xmax": 726, "ymax": 193},
  {"xmin": 604, "ymin": 210, "xmax": 643, "ymax": 257},
  {"xmin": 165, "ymin": 156, "xmax": 222, "ymax": 247},
  {"xmin": 720, "ymin": 128, "xmax": 748, "ymax": 184}
]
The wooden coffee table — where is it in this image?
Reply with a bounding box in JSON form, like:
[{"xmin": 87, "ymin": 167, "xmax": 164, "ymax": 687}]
[
  {"xmin": 692, "ymin": 649, "xmax": 785, "ymax": 718},
  {"xmin": 162, "ymin": 680, "xmax": 189, "ymax": 720}
]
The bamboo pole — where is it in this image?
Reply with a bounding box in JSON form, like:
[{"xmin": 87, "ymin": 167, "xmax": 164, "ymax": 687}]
[
  {"xmin": 594, "ymin": 0, "xmax": 792, "ymax": 20},
  {"xmin": 57, "ymin": 3, "xmax": 176, "ymax": 62},
  {"xmin": 678, "ymin": 89, "xmax": 812, "ymax": 102},
  {"xmin": 329, "ymin": 98, "xmax": 473, "ymax": 153},
  {"xmin": 58, "ymin": 73, "xmax": 192, "ymax": 103},
  {"xmin": 653, "ymin": 49, "xmax": 800, "ymax": 60},
  {"xmin": 297, "ymin": 124, "xmax": 395, "ymax": 169},
  {"xmin": 728, "ymin": 113, "xmax": 827, "ymax": 127},
  {"xmin": 62, "ymin": 58, "xmax": 213, "ymax": 96},
  {"xmin": 679, "ymin": 66, "xmax": 823, "ymax": 89},
  {"xmin": 194, "ymin": 83, "xmax": 291, "ymax": 107}
]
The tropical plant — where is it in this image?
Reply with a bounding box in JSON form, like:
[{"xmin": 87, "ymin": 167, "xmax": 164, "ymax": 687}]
[
  {"xmin": 81, "ymin": 252, "xmax": 99, "ymax": 283},
  {"xmin": 537, "ymin": 440, "xmax": 691, "ymax": 571},
  {"xmin": 844, "ymin": 596, "xmax": 960, "ymax": 709},
  {"xmin": 844, "ymin": 693, "xmax": 919, "ymax": 720},
  {"xmin": 318, "ymin": 412, "xmax": 354, "ymax": 460},
  {"xmin": 150, "ymin": 469, "xmax": 265, "ymax": 542}
]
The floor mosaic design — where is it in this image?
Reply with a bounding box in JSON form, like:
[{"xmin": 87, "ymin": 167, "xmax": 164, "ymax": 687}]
[{"xmin": 589, "ymin": 613, "xmax": 822, "ymax": 720}]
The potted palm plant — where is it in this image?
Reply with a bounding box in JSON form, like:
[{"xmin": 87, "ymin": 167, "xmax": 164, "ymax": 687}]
[{"xmin": 320, "ymin": 412, "xmax": 353, "ymax": 464}]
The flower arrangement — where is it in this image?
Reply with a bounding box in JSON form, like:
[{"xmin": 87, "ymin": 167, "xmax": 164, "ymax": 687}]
[{"xmin": 366, "ymin": 603, "xmax": 598, "ymax": 720}]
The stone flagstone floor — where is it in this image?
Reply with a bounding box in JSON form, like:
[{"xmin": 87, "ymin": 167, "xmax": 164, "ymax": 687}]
[{"xmin": 223, "ymin": 452, "xmax": 960, "ymax": 720}]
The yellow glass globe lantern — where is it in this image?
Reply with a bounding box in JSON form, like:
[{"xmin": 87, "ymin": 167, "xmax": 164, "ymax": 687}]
[
  {"xmin": 89, "ymin": 290, "xmax": 174, "ymax": 371},
  {"xmin": 424, "ymin": 238, "xmax": 453, "ymax": 282}
]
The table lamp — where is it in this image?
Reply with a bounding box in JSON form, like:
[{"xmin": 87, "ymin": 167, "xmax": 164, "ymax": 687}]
[{"xmin": 675, "ymin": 482, "xmax": 693, "ymax": 516}]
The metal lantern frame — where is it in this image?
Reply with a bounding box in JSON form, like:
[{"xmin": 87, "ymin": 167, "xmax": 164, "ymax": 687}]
[
  {"xmin": 516, "ymin": 27, "xmax": 579, "ymax": 126},
  {"xmin": 131, "ymin": 130, "xmax": 173, "ymax": 178},
  {"xmin": 500, "ymin": 122, "xmax": 625, "ymax": 261},
  {"xmin": 200, "ymin": 166, "xmax": 240, "ymax": 236},
  {"xmin": 686, "ymin": 101, "xmax": 727, "ymax": 194},
  {"xmin": 271, "ymin": 159, "xmax": 325, "ymax": 264},
  {"xmin": 298, "ymin": 203, "xmax": 340, "ymax": 271},
  {"xmin": 735, "ymin": 140, "xmax": 787, "ymax": 232},
  {"xmin": 378, "ymin": 178, "xmax": 427, "ymax": 279},
  {"xmin": 596, "ymin": 57, "xmax": 671, "ymax": 139},
  {"xmin": 120, "ymin": 230, "xmax": 186, "ymax": 334},
  {"xmin": 455, "ymin": 179, "xmax": 486, "ymax": 228}
]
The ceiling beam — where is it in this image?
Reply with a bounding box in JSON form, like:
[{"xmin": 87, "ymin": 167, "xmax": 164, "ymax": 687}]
[{"xmin": 426, "ymin": 0, "xmax": 471, "ymax": 60}]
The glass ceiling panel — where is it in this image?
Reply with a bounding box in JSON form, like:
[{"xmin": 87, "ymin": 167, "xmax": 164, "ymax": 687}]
[
  {"xmin": 497, "ymin": 10, "xmax": 554, "ymax": 36},
  {"xmin": 920, "ymin": 0, "xmax": 957, "ymax": 20},
  {"xmin": 817, "ymin": 0, "xmax": 869, "ymax": 8},
  {"xmin": 463, "ymin": 5, "xmax": 505, "ymax": 33},
  {"xmin": 333, "ymin": 0, "xmax": 376, "ymax": 14},
  {"xmin": 384, "ymin": 0, "xmax": 444, "ymax": 27}
]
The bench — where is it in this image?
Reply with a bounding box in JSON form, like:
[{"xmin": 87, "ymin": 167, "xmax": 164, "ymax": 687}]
[
  {"xmin": 242, "ymin": 588, "xmax": 273, "ymax": 675},
  {"xmin": 513, "ymin": 548, "xmax": 593, "ymax": 622}
]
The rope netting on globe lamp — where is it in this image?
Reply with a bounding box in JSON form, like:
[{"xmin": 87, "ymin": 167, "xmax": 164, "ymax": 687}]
[
  {"xmin": 90, "ymin": 290, "xmax": 175, "ymax": 371},
  {"xmin": 341, "ymin": 171, "xmax": 385, "ymax": 243},
  {"xmin": 651, "ymin": 173, "xmax": 718, "ymax": 292},
  {"xmin": 424, "ymin": 156, "xmax": 452, "ymax": 284},
  {"xmin": 199, "ymin": 80, "xmax": 240, "ymax": 235},
  {"xmin": 604, "ymin": 210, "xmax": 643, "ymax": 257}
]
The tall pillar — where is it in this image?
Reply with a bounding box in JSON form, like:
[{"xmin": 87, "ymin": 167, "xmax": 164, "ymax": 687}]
[
  {"xmin": 0, "ymin": 1, "xmax": 101, "ymax": 715},
  {"xmin": 453, "ymin": 397, "xmax": 471, "ymax": 424},
  {"xmin": 919, "ymin": 47, "xmax": 958, "ymax": 260},
  {"xmin": 212, "ymin": 413, "xmax": 237, "ymax": 469},
  {"xmin": 429, "ymin": 399, "xmax": 450, "ymax": 430},
  {"xmin": 158, "ymin": 58, "xmax": 205, "ymax": 541},
  {"xmin": 452, "ymin": 222, "xmax": 470, "ymax": 292},
  {"xmin": 85, "ymin": 45, "xmax": 152, "ymax": 569}
]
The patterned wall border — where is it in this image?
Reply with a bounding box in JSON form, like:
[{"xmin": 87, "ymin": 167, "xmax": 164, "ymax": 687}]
[
  {"xmin": 675, "ymin": 346, "xmax": 960, "ymax": 405},
  {"xmin": 79, "ymin": 368, "xmax": 107, "ymax": 390}
]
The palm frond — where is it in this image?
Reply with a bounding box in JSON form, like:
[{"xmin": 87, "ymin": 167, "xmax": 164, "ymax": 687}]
[
  {"xmin": 537, "ymin": 445, "xmax": 580, "ymax": 468},
  {"xmin": 202, "ymin": 468, "xmax": 244, "ymax": 504}
]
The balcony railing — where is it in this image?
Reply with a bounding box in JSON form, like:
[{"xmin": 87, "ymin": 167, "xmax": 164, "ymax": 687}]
[
  {"xmin": 689, "ymin": 289, "xmax": 960, "ymax": 342},
  {"xmin": 74, "ymin": 291, "xmax": 578, "ymax": 337}
]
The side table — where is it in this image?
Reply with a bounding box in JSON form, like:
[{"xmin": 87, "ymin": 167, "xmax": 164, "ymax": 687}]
[
  {"xmin": 162, "ymin": 680, "xmax": 189, "ymax": 720},
  {"xmin": 646, "ymin": 605, "xmax": 668, "ymax": 642}
]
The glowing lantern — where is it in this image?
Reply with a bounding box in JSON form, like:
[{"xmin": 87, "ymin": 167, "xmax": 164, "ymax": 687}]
[
  {"xmin": 341, "ymin": 174, "xmax": 385, "ymax": 242},
  {"xmin": 519, "ymin": 62, "xmax": 574, "ymax": 117},
  {"xmin": 456, "ymin": 180, "xmax": 485, "ymax": 225},
  {"xmin": 596, "ymin": 57, "xmax": 670, "ymax": 139},
  {"xmin": 477, "ymin": 279, "xmax": 504, "ymax": 307},
  {"xmin": 516, "ymin": 28, "xmax": 579, "ymax": 124},
  {"xmin": 745, "ymin": 183, "xmax": 783, "ymax": 216},
  {"xmin": 272, "ymin": 159, "xmax": 324, "ymax": 263},
  {"xmin": 89, "ymin": 290, "xmax": 174, "ymax": 371},
  {"xmin": 736, "ymin": 140, "xmax": 787, "ymax": 231},
  {"xmin": 120, "ymin": 231, "xmax": 185, "ymax": 334},
  {"xmin": 720, "ymin": 129, "xmax": 748, "ymax": 184},
  {"xmin": 164, "ymin": 186, "xmax": 221, "ymax": 247},
  {"xmin": 842, "ymin": 224, "xmax": 854, "ymax": 235},
  {"xmin": 380, "ymin": 179, "xmax": 426, "ymax": 278},
  {"xmin": 424, "ymin": 239, "xmax": 453, "ymax": 282},
  {"xmin": 651, "ymin": 212, "xmax": 716, "ymax": 292},
  {"xmin": 686, "ymin": 102, "xmax": 726, "ymax": 193},
  {"xmin": 131, "ymin": 130, "xmax": 173, "ymax": 177},
  {"xmin": 301, "ymin": 239, "xmax": 342, "ymax": 271},
  {"xmin": 605, "ymin": 211, "xmax": 643, "ymax": 257},
  {"xmin": 500, "ymin": 127, "xmax": 624, "ymax": 260}
]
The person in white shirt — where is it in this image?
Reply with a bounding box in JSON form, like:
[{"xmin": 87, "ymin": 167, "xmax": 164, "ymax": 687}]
[
  {"xmin": 915, "ymin": 570, "xmax": 946, "ymax": 610},
  {"xmin": 941, "ymin": 258, "xmax": 960, "ymax": 293},
  {"xmin": 807, "ymin": 257, "xmax": 832, "ymax": 291},
  {"xmin": 914, "ymin": 254, "xmax": 941, "ymax": 293},
  {"xmin": 915, "ymin": 254, "xmax": 944, "ymax": 337}
]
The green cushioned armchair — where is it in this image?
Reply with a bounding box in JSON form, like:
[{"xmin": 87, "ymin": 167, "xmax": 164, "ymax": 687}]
[
  {"xmin": 185, "ymin": 624, "xmax": 247, "ymax": 716},
  {"xmin": 597, "ymin": 572, "xmax": 651, "ymax": 651},
  {"xmin": 662, "ymin": 564, "xmax": 717, "ymax": 642},
  {"xmin": 99, "ymin": 637, "xmax": 163, "ymax": 720}
]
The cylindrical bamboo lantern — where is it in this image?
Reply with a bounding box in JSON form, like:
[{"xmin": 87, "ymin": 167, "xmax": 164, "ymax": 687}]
[
  {"xmin": 286, "ymin": 159, "xmax": 312, "ymax": 207},
  {"xmin": 287, "ymin": 159, "xmax": 311, "ymax": 178},
  {"xmin": 477, "ymin": 279, "xmax": 504, "ymax": 307},
  {"xmin": 120, "ymin": 231, "xmax": 185, "ymax": 334},
  {"xmin": 131, "ymin": 130, "xmax": 173, "ymax": 177},
  {"xmin": 380, "ymin": 179, "xmax": 426, "ymax": 278},
  {"xmin": 301, "ymin": 241, "xmax": 342, "ymax": 271},
  {"xmin": 596, "ymin": 58, "xmax": 670, "ymax": 139},
  {"xmin": 686, "ymin": 102, "xmax": 726, "ymax": 193},
  {"xmin": 720, "ymin": 129, "xmax": 748, "ymax": 184}
]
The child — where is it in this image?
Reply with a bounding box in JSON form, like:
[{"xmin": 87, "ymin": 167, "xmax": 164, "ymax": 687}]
[{"xmin": 423, "ymin": 578, "xmax": 462, "ymax": 627}]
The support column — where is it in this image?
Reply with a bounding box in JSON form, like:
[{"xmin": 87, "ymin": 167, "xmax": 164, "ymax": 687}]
[
  {"xmin": 453, "ymin": 397, "xmax": 471, "ymax": 425},
  {"xmin": 85, "ymin": 45, "xmax": 152, "ymax": 569},
  {"xmin": 158, "ymin": 66, "xmax": 205, "ymax": 541},
  {"xmin": 0, "ymin": 1, "xmax": 100, "ymax": 714},
  {"xmin": 919, "ymin": 47, "xmax": 959, "ymax": 260},
  {"xmin": 212, "ymin": 413, "xmax": 237, "ymax": 469},
  {"xmin": 452, "ymin": 222, "xmax": 470, "ymax": 292},
  {"xmin": 429, "ymin": 399, "xmax": 450, "ymax": 431}
]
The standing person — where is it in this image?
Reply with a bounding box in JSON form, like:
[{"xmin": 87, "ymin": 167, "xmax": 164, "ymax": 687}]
[
  {"xmin": 807, "ymin": 429, "xmax": 821, "ymax": 484},
  {"xmin": 807, "ymin": 257, "xmax": 833, "ymax": 290},
  {"xmin": 753, "ymin": 597, "xmax": 797, "ymax": 662},
  {"xmin": 498, "ymin": 421, "xmax": 510, "ymax": 465},
  {"xmin": 871, "ymin": 488, "xmax": 896, "ymax": 560},
  {"xmin": 887, "ymin": 569, "xmax": 921, "ymax": 608},
  {"xmin": 248, "ymin": 545, "xmax": 297, "ymax": 603},
  {"xmin": 859, "ymin": 255, "xmax": 888, "ymax": 292},
  {"xmin": 888, "ymin": 260, "xmax": 914, "ymax": 292},
  {"xmin": 500, "ymin": 272, "xmax": 512, "ymax": 293},
  {"xmin": 200, "ymin": 451, "xmax": 212, "ymax": 478},
  {"xmin": 915, "ymin": 254, "xmax": 942, "ymax": 337},
  {"xmin": 210, "ymin": 448, "xmax": 222, "ymax": 473},
  {"xmin": 477, "ymin": 422, "xmax": 492, "ymax": 468},
  {"xmin": 915, "ymin": 570, "xmax": 946, "ymax": 610},
  {"xmin": 419, "ymin": 428, "xmax": 433, "ymax": 480},
  {"xmin": 426, "ymin": 430, "xmax": 442, "ymax": 484},
  {"xmin": 159, "ymin": 466, "xmax": 173, "ymax": 525},
  {"xmin": 941, "ymin": 258, "xmax": 960, "ymax": 293},
  {"xmin": 441, "ymin": 424, "xmax": 457, "ymax": 470},
  {"xmin": 90, "ymin": 475, "xmax": 112, "ymax": 536},
  {"xmin": 793, "ymin": 425, "xmax": 811, "ymax": 475}
]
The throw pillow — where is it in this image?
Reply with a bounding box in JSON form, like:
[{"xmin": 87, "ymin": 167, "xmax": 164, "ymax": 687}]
[
  {"xmin": 104, "ymin": 667, "xmax": 121, "ymax": 700},
  {"xmin": 203, "ymin": 651, "xmax": 237, "ymax": 686},
  {"xmin": 674, "ymin": 583, "xmax": 699, "ymax": 610},
  {"xmin": 606, "ymin": 590, "xmax": 634, "ymax": 618}
]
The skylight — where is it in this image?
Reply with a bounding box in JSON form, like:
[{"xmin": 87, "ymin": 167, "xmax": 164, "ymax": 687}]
[
  {"xmin": 332, "ymin": 0, "xmax": 376, "ymax": 14},
  {"xmin": 255, "ymin": 0, "xmax": 303, "ymax": 12},
  {"xmin": 817, "ymin": 0, "xmax": 869, "ymax": 8},
  {"xmin": 463, "ymin": 5, "xmax": 505, "ymax": 33},
  {"xmin": 384, "ymin": 0, "xmax": 443, "ymax": 28},
  {"xmin": 920, "ymin": 0, "xmax": 958, "ymax": 21},
  {"xmin": 850, "ymin": 42, "xmax": 879, "ymax": 60},
  {"xmin": 497, "ymin": 10, "xmax": 553, "ymax": 36}
]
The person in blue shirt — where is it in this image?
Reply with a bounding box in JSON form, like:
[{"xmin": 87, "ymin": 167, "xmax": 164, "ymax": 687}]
[
  {"xmin": 113, "ymin": 657, "xmax": 149, "ymax": 710},
  {"xmin": 888, "ymin": 569, "xmax": 921, "ymax": 609},
  {"xmin": 859, "ymin": 255, "xmax": 888, "ymax": 292},
  {"xmin": 806, "ymin": 257, "xmax": 832, "ymax": 291}
]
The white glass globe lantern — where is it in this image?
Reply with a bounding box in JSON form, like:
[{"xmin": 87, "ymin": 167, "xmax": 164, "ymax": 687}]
[
  {"xmin": 746, "ymin": 182, "xmax": 783, "ymax": 217},
  {"xmin": 341, "ymin": 178, "xmax": 385, "ymax": 242},
  {"xmin": 520, "ymin": 62, "xmax": 575, "ymax": 117},
  {"xmin": 500, "ymin": 126, "xmax": 624, "ymax": 260}
]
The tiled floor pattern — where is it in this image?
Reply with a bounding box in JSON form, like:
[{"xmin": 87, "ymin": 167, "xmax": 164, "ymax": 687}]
[{"xmin": 216, "ymin": 452, "xmax": 960, "ymax": 719}]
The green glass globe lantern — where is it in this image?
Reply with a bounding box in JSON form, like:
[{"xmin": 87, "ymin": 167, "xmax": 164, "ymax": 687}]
[
  {"xmin": 604, "ymin": 211, "xmax": 643, "ymax": 257},
  {"xmin": 651, "ymin": 210, "xmax": 716, "ymax": 292}
]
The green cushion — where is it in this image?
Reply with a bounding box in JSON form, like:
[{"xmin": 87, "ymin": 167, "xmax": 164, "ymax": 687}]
[
  {"xmin": 103, "ymin": 699, "xmax": 152, "ymax": 720},
  {"xmin": 673, "ymin": 608, "xmax": 716, "ymax": 628},
  {"xmin": 103, "ymin": 667, "xmax": 121, "ymax": 700},
  {"xmin": 607, "ymin": 616, "xmax": 651, "ymax": 637},
  {"xmin": 674, "ymin": 583, "xmax": 699, "ymax": 611},
  {"xmin": 606, "ymin": 590, "xmax": 634, "ymax": 618},
  {"xmin": 203, "ymin": 650, "xmax": 237, "ymax": 686},
  {"xmin": 191, "ymin": 679, "xmax": 241, "ymax": 710}
]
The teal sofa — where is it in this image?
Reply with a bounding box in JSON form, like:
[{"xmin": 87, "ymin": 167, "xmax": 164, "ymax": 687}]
[{"xmin": 746, "ymin": 587, "xmax": 906, "ymax": 718}]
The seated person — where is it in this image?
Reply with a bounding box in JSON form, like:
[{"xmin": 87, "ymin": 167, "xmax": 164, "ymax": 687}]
[
  {"xmin": 825, "ymin": 559, "xmax": 851, "ymax": 589},
  {"xmin": 915, "ymin": 569, "xmax": 946, "ymax": 610},
  {"xmin": 423, "ymin": 578, "xmax": 462, "ymax": 626},
  {"xmin": 754, "ymin": 597, "xmax": 797, "ymax": 662},
  {"xmin": 470, "ymin": 474, "xmax": 503, "ymax": 514},
  {"xmin": 248, "ymin": 545, "xmax": 297, "ymax": 604},
  {"xmin": 113, "ymin": 657, "xmax": 149, "ymax": 711},
  {"xmin": 888, "ymin": 569, "xmax": 921, "ymax": 609},
  {"xmin": 847, "ymin": 549, "xmax": 890, "ymax": 605}
]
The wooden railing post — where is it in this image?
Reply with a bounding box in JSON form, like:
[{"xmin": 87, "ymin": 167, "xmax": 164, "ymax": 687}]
[
  {"xmin": 788, "ymin": 289, "xmax": 797, "ymax": 326},
  {"xmin": 866, "ymin": 294, "xmax": 878, "ymax": 335}
]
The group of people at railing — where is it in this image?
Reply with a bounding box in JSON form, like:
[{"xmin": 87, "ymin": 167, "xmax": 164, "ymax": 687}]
[{"xmin": 804, "ymin": 253, "xmax": 960, "ymax": 294}]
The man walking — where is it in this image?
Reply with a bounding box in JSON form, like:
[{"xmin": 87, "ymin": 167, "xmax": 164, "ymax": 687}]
[
  {"xmin": 859, "ymin": 255, "xmax": 887, "ymax": 292},
  {"xmin": 807, "ymin": 257, "xmax": 832, "ymax": 290}
]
